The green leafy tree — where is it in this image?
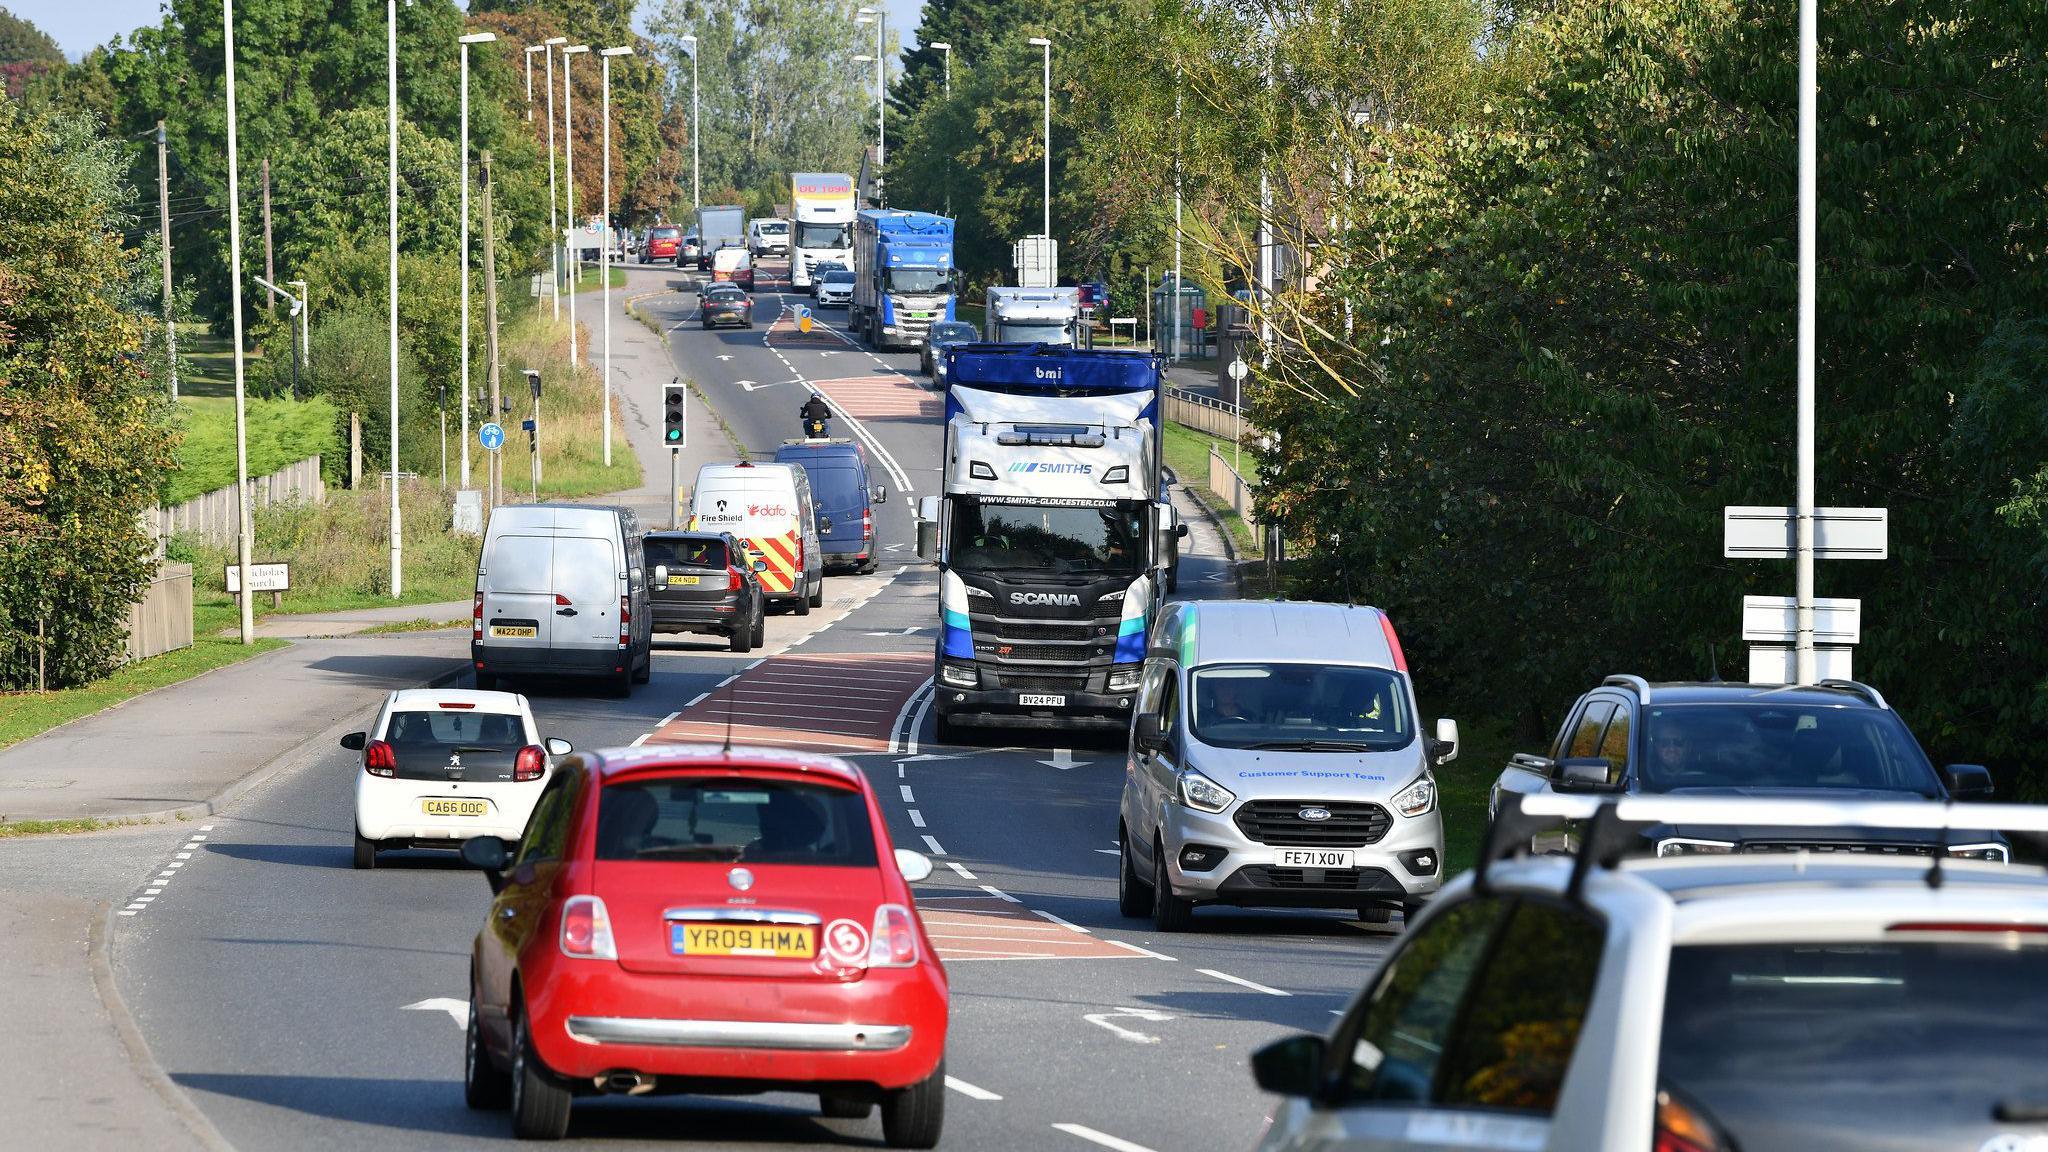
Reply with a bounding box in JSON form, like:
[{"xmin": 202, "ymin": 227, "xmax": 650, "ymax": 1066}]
[
  {"xmin": 0, "ymin": 5, "xmax": 62, "ymax": 100},
  {"xmin": 0, "ymin": 96, "xmax": 180, "ymax": 688}
]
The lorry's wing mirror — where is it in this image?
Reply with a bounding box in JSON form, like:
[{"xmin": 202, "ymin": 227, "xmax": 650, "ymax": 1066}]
[{"xmin": 916, "ymin": 495, "xmax": 940, "ymax": 523}]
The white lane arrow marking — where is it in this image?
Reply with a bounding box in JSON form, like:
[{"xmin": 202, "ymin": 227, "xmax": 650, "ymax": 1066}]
[
  {"xmin": 716, "ymin": 354, "xmax": 733, "ymax": 361},
  {"xmin": 819, "ymin": 350, "xmax": 841, "ymax": 357},
  {"xmin": 1038, "ymin": 748, "xmax": 1089, "ymax": 771},
  {"xmin": 1082, "ymin": 1006, "xmax": 1172, "ymax": 1045},
  {"xmin": 403, "ymin": 997, "xmax": 470, "ymax": 1029}
]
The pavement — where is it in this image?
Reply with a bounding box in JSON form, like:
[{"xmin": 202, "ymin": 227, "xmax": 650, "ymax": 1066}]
[{"xmin": 251, "ymin": 601, "xmax": 474, "ymax": 639}]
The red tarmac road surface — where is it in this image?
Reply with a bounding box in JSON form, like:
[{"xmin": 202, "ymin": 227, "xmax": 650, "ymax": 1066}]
[
  {"xmin": 915, "ymin": 896, "xmax": 1144, "ymax": 962},
  {"xmin": 652, "ymin": 651, "xmax": 929, "ymax": 753},
  {"xmin": 813, "ymin": 373, "xmax": 941, "ymax": 420}
]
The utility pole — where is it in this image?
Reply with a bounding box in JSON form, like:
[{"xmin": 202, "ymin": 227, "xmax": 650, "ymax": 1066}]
[
  {"xmin": 543, "ymin": 38, "xmax": 565, "ymax": 320},
  {"xmin": 156, "ymin": 121, "xmax": 177, "ymax": 401},
  {"xmin": 261, "ymin": 156, "xmax": 274, "ymax": 317},
  {"xmin": 562, "ymin": 44, "xmax": 588, "ymax": 370},
  {"xmin": 600, "ymin": 45, "xmax": 634, "ymax": 471},
  {"xmin": 1794, "ymin": 0, "xmax": 1818, "ymax": 683},
  {"xmin": 387, "ymin": 0, "xmax": 403, "ymax": 600},
  {"xmin": 482, "ymin": 150, "xmax": 503, "ymax": 514},
  {"xmin": 222, "ymin": 0, "xmax": 256, "ymax": 646}
]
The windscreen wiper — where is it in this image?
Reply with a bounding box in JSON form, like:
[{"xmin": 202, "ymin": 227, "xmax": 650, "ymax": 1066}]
[{"xmin": 1243, "ymin": 739, "xmax": 1378, "ymax": 752}]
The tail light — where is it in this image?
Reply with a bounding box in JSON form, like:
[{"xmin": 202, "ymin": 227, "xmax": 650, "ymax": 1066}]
[
  {"xmin": 559, "ymin": 895, "xmax": 618, "ymax": 960},
  {"xmin": 727, "ymin": 565, "xmax": 744, "ymax": 591},
  {"xmin": 868, "ymin": 904, "xmax": 919, "ymax": 968},
  {"xmin": 1654, "ymin": 1087, "xmax": 1731, "ymax": 1152},
  {"xmin": 472, "ymin": 593, "xmax": 483, "ymax": 641},
  {"xmin": 862, "ymin": 509, "xmax": 873, "ymax": 539},
  {"xmin": 363, "ymin": 740, "xmax": 397, "ymax": 777},
  {"xmin": 618, "ymin": 594, "xmax": 631, "ymax": 649},
  {"xmin": 513, "ymin": 744, "xmax": 546, "ymax": 782}
]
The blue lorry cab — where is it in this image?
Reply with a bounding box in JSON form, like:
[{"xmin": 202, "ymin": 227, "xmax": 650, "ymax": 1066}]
[{"xmin": 772, "ymin": 439, "xmax": 881, "ymax": 574}]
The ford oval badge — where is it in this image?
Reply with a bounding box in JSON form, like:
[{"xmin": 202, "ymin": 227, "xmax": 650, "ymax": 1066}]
[
  {"xmin": 727, "ymin": 867, "xmax": 755, "ymax": 892},
  {"xmin": 1299, "ymin": 807, "xmax": 1333, "ymax": 822}
]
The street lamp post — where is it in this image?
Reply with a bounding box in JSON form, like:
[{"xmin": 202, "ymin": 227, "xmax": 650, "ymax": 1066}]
[
  {"xmin": 221, "ymin": 0, "xmax": 256, "ymax": 644},
  {"xmin": 458, "ymin": 31, "xmax": 497, "ymax": 492},
  {"xmin": 562, "ymin": 44, "xmax": 589, "ymax": 372},
  {"xmin": 600, "ymin": 45, "xmax": 633, "ymax": 471},
  {"xmin": 387, "ymin": 0, "xmax": 403, "ymax": 598},
  {"xmin": 928, "ymin": 42, "xmax": 950, "ymax": 215},
  {"xmin": 1028, "ymin": 37, "xmax": 1051, "ymax": 241},
  {"xmin": 541, "ymin": 38, "xmax": 566, "ymax": 319},
  {"xmin": 855, "ymin": 9, "xmax": 885, "ymax": 170},
  {"xmin": 288, "ymin": 278, "xmax": 308, "ymax": 372},
  {"xmin": 680, "ymin": 34, "xmax": 699, "ymax": 220}
]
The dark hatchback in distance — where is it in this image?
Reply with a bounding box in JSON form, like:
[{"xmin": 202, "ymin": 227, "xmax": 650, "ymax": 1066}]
[
  {"xmin": 1491, "ymin": 677, "xmax": 2005, "ymax": 860},
  {"xmin": 920, "ymin": 320, "xmax": 979, "ymax": 383},
  {"xmin": 642, "ymin": 531, "xmax": 764, "ymax": 653},
  {"xmin": 700, "ymin": 283, "xmax": 753, "ymax": 329}
]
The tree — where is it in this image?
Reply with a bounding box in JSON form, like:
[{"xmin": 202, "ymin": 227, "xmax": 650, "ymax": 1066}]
[
  {"xmin": 0, "ymin": 5, "xmax": 63, "ymax": 100},
  {"xmin": 0, "ymin": 96, "xmax": 180, "ymax": 688}
]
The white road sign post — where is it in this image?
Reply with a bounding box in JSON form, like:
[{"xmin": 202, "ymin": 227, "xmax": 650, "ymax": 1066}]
[{"xmin": 1724, "ymin": 507, "xmax": 1887, "ymax": 685}]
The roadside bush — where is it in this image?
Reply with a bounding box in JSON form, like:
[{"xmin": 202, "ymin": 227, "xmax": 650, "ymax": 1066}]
[{"xmin": 167, "ymin": 395, "xmax": 339, "ymax": 504}]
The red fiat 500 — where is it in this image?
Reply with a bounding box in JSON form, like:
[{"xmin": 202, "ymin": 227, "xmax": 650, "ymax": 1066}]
[{"xmin": 460, "ymin": 745, "xmax": 949, "ymax": 1145}]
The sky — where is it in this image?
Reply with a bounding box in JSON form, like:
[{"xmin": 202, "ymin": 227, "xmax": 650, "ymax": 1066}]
[{"xmin": 16, "ymin": 0, "xmax": 924, "ymax": 62}]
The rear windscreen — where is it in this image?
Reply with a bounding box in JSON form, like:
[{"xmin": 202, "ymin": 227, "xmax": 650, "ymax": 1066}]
[
  {"xmin": 484, "ymin": 536, "xmax": 552, "ymax": 593},
  {"xmin": 384, "ymin": 710, "xmax": 525, "ymax": 779},
  {"xmin": 596, "ymin": 777, "xmax": 876, "ymax": 866},
  {"xmin": 645, "ymin": 537, "xmax": 727, "ymax": 570},
  {"xmin": 1659, "ymin": 940, "xmax": 2048, "ymax": 1149}
]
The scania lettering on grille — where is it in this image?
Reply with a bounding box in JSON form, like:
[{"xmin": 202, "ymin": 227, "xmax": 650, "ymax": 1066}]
[
  {"xmin": 1008, "ymin": 462, "xmax": 1092, "ymax": 475},
  {"xmin": 1010, "ymin": 592, "xmax": 1080, "ymax": 607}
]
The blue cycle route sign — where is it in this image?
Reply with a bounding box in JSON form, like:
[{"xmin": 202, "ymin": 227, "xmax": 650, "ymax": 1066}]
[{"xmin": 479, "ymin": 422, "xmax": 506, "ymax": 451}]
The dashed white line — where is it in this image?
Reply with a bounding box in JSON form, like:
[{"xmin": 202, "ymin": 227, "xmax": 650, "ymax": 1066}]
[
  {"xmin": 1108, "ymin": 939, "xmax": 1177, "ymax": 961},
  {"xmin": 1198, "ymin": 968, "xmax": 1290, "ymax": 996},
  {"xmin": 978, "ymin": 884, "xmax": 1021, "ymax": 904},
  {"xmin": 944, "ymin": 1076, "xmax": 1003, "ymax": 1101},
  {"xmin": 1053, "ymin": 1123, "xmax": 1159, "ymax": 1152},
  {"xmin": 716, "ymin": 674, "xmax": 740, "ymax": 688},
  {"xmin": 899, "ymin": 785, "xmax": 915, "ymax": 803},
  {"xmin": 920, "ymin": 834, "xmax": 946, "ymax": 856},
  {"xmin": 908, "ymin": 809, "xmax": 927, "ymax": 828},
  {"xmin": 945, "ymin": 861, "xmax": 977, "ymax": 880},
  {"xmin": 657, "ymin": 710, "xmax": 681, "ymax": 726},
  {"xmin": 174, "ymin": 852, "xmax": 192, "ymax": 860},
  {"xmin": 201, "ymin": 825, "xmax": 215, "ymax": 831},
  {"xmin": 125, "ymin": 903, "xmax": 147, "ymax": 911},
  {"xmin": 1033, "ymin": 909, "xmax": 1092, "ymax": 935},
  {"xmin": 683, "ymin": 691, "xmax": 709, "ymax": 709},
  {"xmin": 629, "ymin": 733, "xmax": 652, "ymax": 747}
]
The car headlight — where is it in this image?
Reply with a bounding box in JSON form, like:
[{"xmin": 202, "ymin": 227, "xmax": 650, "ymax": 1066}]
[
  {"xmin": 1656, "ymin": 838, "xmax": 1736, "ymax": 858},
  {"xmin": 1948, "ymin": 842, "xmax": 2010, "ymax": 863},
  {"xmin": 939, "ymin": 664, "xmax": 978, "ymax": 689},
  {"xmin": 1179, "ymin": 770, "xmax": 1235, "ymax": 813},
  {"xmin": 1391, "ymin": 774, "xmax": 1437, "ymax": 818},
  {"xmin": 1107, "ymin": 666, "xmax": 1142, "ymax": 693}
]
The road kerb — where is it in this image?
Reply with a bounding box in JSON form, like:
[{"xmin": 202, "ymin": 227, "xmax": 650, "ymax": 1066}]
[{"xmin": 91, "ymin": 900, "xmax": 237, "ymax": 1152}]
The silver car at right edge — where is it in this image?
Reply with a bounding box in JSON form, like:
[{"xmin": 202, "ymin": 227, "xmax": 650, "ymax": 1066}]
[{"xmin": 1118, "ymin": 600, "xmax": 1458, "ymax": 932}]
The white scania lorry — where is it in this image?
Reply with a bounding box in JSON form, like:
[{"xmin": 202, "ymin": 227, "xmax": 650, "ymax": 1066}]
[
  {"xmin": 916, "ymin": 346, "xmax": 1185, "ymax": 742},
  {"xmin": 984, "ymin": 285, "xmax": 1080, "ymax": 346}
]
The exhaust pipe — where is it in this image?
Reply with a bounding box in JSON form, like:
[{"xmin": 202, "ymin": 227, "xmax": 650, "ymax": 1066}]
[{"xmin": 598, "ymin": 1071, "xmax": 655, "ymax": 1096}]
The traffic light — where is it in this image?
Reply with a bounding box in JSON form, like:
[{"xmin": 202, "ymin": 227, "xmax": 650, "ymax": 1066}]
[{"xmin": 664, "ymin": 381, "xmax": 687, "ymax": 445}]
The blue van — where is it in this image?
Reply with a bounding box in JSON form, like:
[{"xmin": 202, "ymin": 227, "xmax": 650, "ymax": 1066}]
[{"xmin": 772, "ymin": 438, "xmax": 885, "ymax": 573}]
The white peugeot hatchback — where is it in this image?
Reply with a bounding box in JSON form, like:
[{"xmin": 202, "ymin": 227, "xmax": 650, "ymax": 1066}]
[
  {"xmin": 342, "ymin": 688, "xmax": 570, "ymax": 869},
  {"xmin": 1249, "ymin": 792, "xmax": 2048, "ymax": 1152}
]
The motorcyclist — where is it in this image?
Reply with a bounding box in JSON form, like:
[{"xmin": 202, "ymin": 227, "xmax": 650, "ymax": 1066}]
[{"xmin": 799, "ymin": 393, "xmax": 832, "ymax": 435}]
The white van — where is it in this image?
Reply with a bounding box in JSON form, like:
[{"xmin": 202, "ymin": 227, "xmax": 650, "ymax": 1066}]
[
  {"xmin": 471, "ymin": 503, "xmax": 652, "ymax": 696},
  {"xmin": 748, "ymin": 217, "xmax": 790, "ymax": 257},
  {"xmin": 687, "ymin": 462, "xmax": 825, "ymax": 614}
]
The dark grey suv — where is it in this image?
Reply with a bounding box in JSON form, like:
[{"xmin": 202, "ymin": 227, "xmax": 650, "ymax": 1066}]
[{"xmin": 1490, "ymin": 678, "xmax": 2004, "ymax": 859}]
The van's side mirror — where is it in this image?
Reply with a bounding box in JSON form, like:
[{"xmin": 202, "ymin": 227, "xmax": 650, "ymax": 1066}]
[
  {"xmin": 1250, "ymin": 1034, "xmax": 1328, "ymax": 1098},
  {"xmin": 893, "ymin": 849, "xmax": 934, "ymax": 883},
  {"xmin": 1942, "ymin": 763, "xmax": 1994, "ymax": 801},
  {"xmin": 339, "ymin": 731, "xmax": 367, "ymax": 751},
  {"xmin": 873, "ymin": 486, "xmax": 887, "ymax": 504},
  {"xmin": 1134, "ymin": 714, "xmax": 1169, "ymax": 753},
  {"xmin": 1430, "ymin": 718, "xmax": 1460, "ymax": 766},
  {"xmin": 1554, "ymin": 757, "xmax": 1621, "ymax": 792}
]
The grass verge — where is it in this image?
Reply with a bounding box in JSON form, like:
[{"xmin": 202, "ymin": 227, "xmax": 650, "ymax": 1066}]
[
  {"xmin": 359, "ymin": 618, "xmax": 469, "ymax": 635},
  {"xmin": 0, "ymin": 817, "xmax": 151, "ymax": 839},
  {"xmin": 175, "ymin": 320, "xmax": 260, "ymax": 399},
  {"xmin": 499, "ymin": 312, "xmax": 643, "ymax": 498},
  {"xmin": 0, "ymin": 636, "xmax": 286, "ymax": 752},
  {"xmin": 1163, "ymin": 422, "xmax": 1258, "ymax": 554},
  {"xmin": 569, "ymin": 266, "xmax": 629, "ymax": 294},
  {"xmin": 176, "ymin": 486, "xmax": 483, "ymax": 636},
  {"xmin": 1434, "ymin": 716, "xmax": 1517, "ymax": 877}
]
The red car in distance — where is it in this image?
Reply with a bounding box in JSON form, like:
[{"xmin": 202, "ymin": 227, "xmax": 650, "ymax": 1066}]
[
  {"xmin": 460, "ymin": 745, "xmax": 949, "ymax": 1146},
  {"xmin": 645, "ymin": 225, "xmax": 682, "ymax": 264}
]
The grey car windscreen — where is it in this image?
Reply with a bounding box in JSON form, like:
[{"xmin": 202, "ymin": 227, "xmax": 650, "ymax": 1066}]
[{"xmin": 1191, "ymin": 664, "xmax": 1413, "ymax": 751}]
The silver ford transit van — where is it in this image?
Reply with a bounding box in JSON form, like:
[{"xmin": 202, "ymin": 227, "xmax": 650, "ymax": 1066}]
[{"xmin": 1117, "ymin": 600, "xmax": 1456, "ymax": 931}]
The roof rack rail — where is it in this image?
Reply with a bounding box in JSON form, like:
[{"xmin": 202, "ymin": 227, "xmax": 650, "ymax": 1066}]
[
  {"xmin": 1816, "ymin": 679, "xmax": 1890, "ymax": 710},
  {"xmin": 1602, "ymin": 674, "xmax": 1651, "ymax": 703}
]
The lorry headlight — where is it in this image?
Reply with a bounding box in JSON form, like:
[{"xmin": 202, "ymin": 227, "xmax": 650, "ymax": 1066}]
[
  {"xmin": 1392, "ymin": 774, "xmax": 1437, "ymax": 818},
  {"xmin": 1107, "ymin": 666, "xmax": 1142, "ymax": 693},
  {"xmin": 939, "ymin": 664, "xmax": 979, "ymax": 689},
  {"xmin": 1655, "ymin": 838, "xmax": 1736, "ymax": 857},
  {"xmin": 1179, "ymin": 770, "xmax": 1235, "ymax": 814}
]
